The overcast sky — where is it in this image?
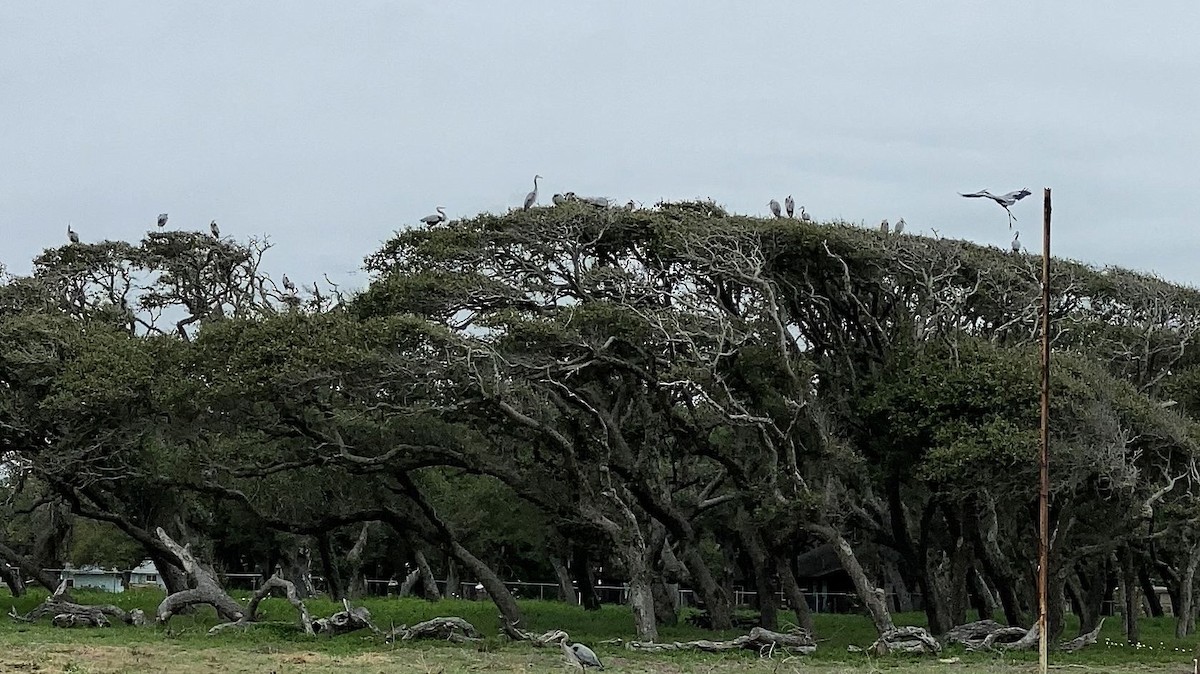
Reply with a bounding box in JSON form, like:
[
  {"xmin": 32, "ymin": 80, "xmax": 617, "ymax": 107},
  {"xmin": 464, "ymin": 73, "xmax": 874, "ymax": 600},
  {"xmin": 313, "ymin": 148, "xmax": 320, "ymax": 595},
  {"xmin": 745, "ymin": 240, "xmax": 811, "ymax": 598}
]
[{"xmin": 3, "ymin": 2, "xmax": 1199, "ymax": 293}]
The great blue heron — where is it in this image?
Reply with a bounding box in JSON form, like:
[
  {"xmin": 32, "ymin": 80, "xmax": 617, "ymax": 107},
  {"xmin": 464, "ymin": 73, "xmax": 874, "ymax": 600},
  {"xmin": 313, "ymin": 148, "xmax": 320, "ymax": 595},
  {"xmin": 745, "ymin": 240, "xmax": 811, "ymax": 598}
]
[
  {"xmin": 785, "ymin": 195, "xmax": 795, "ymax": 218},
  {"xmin": 282, "ymin": 274, "xmax": 296, "ymax": 293},
  {"xmin": 880, "ymin": 219, "xmax": 889, "ymax": 234},
  {"xmin": 157, "ymin": 213, "xmax": 168, "ymax": 229},
  {"xmin": 570, "ymin": 642, "xmax": 603, "ymax": 669},
  {"xmin": 959, "ymin": 188, "xmax": 1032, "ymax": 228},
  {"xmin": 552, "ymin": 193, "xmax": 567, "ymax": 206},
  {"xmin": 210, "ymin": 220, "xmax": 220, "ymax": 238},
  {"xmin": 800, "ymin": 206, "xmax": 812, "ymax": 223},
  {"xmin": 420, "ymin": 206, "xmax": 447, "ymax": 226},
  {"xmin": 895, "ymin": 218, "xmax": 905, "ymax": 235},
  {"xmin": 768, "ymin": 199, "xmax": 782, "ymax": 218},
  {"xmin": 1011, "ymin": 231, "xmax": 1021, "ymax": 253},
  {"xmin": 67, "ymin": 223, "xmax": 80, "ymax": 244},
  {"xmin": 524, "ymin": 175, "xmax": 542, "ymax": 211}
]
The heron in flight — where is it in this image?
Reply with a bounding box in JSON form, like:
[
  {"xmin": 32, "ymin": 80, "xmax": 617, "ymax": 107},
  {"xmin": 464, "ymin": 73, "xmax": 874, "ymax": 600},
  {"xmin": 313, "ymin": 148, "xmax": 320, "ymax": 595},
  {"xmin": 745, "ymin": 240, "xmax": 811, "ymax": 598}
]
[
  {"xmin": 210, "ymin": 220, "xmax": 220, "ymax": 238},
  {"xmin": 67, "ymin": 223, "xmax": 80, "ymax": 244},
  {"xmin": 959, "ymin": 188, "xmax": 1032, "ymax": 228},
  {"xmin": 768, "ymin": 199, "xmax": 782, "ymax": 218},
  {"xmin": 784, "ymin": 195, "xmax": 795, "ymax": 218},
  {"xmin": 895, "ymin": 218, "xmax": 905, "ymax": 235},
  {"xmin": 880, "ymin": 219, "xmax": 889, "ymax": 234},
  {"xmin": 157, "ymin": 213, "xmax": 168, "ymax": 229},
  {"xmin": 282, "ymin": 274, "xmax": 297, "ymax": 293},
  {"xmin": 420, "ymin": 206, "xmax": 447, "ymax": 226},
  {"xmin": 524, "ymin": 175, "xmax": 543, "ymax": 211}
]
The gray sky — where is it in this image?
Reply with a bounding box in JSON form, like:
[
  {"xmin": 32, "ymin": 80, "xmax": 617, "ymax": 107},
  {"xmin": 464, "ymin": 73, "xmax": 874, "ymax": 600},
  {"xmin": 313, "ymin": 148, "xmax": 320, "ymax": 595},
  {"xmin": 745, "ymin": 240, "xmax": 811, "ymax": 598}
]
[{"xmin": 3, "ymin": 2, "xmax": 1199, "ymax": 293}]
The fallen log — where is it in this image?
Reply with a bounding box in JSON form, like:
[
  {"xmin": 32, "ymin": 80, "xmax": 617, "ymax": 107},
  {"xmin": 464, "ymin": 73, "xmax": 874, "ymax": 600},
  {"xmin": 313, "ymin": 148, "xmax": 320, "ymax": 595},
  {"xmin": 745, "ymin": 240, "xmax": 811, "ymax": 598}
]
[
  {"xmin": 312, "ymin": 599, "xmax": 378, "ymax": 636},
  {"xmin": 385, "ymin": 616, "xmax": 483, "ymax": 644},
  {"xmin": 207, "ymin": 574, "xmax": 314, "ymax": 636},
  {"xmin": 627, "ymin": 626, "xmax": 816, "ymax": 656},
  {"xmin": 10, "ymin": 579, "xmax": 146, "ymax": 627},
  {"xmin": 868, "ymin": 626, "xmax": 941, "ymax": 655},
  {"xmin": 501, "ymin": 618, "xmax": 569, "ymax": 646},
  {"xmin": 1060, "ymin": 618, "xmax": 1105, "ymax": 653}
]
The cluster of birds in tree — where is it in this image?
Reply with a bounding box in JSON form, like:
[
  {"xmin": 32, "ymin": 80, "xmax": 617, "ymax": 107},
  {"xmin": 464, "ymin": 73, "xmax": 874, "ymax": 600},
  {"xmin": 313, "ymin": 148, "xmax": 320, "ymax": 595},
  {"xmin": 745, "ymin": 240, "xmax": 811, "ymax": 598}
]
[
  {"xmin": 767, "ymin": 195, "xmax": 812, "ymax": 222},
  {"xmin": 65, "ymin": 212, "xmax": 307, "ymax": 297},
  {"xmin": 420, "ymin": 177, "xmax": 1031, "ymax": 255},
  {"xmin": 60, "ymin": 180, "xmax": 1033, "ymax": 301}
]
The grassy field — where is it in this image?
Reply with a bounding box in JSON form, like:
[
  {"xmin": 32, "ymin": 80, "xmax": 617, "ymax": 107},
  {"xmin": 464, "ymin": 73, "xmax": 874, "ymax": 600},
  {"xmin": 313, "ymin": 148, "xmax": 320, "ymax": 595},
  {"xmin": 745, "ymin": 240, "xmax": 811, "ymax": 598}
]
[{"xmin": 2, "ymin": 588, "xmax": 1197, "ymax": 673}]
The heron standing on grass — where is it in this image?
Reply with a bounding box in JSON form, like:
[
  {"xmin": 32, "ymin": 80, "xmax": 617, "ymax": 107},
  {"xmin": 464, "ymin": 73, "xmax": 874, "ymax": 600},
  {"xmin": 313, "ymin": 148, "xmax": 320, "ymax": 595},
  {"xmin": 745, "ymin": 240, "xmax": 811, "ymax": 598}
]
[
  {"xmin": 959, "ymin": 188, "xmax": 1032, "ymax": 228},
  {"xmin": 769, "ymin": 199, "xmax": 782, "ymax": 218},
  {"xmin": 524, "ymin": 175, "xmax": 543, "ymax": 211},
  {"xmin": 785, "ymin": 195, "xmax": 795, "ymax": 218},
  {"xmin": 420, "ymin": 206, "xmax": 447, "ymax": 226}
]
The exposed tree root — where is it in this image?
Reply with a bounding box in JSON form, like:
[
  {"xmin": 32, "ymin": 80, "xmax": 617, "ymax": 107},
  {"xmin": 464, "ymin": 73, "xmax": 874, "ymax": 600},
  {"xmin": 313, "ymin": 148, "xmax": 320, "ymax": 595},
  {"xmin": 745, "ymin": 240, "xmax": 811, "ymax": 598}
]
[
  {"xmin": 627, "ymin": 626, "xmax": 816, "ymax": 656},
  {"xmin": 312, "ymin": 599, "xmax": 377, "ymax": 636},
  {"xmin": 207, "ymin": 574, "xmax": 313, "ymax": 636},
  {"xmin": 869, "ymin": 626, "xmax": 941, "ymax": 655},
  {"xmin": 385, "ymin": 616, "xmax": 483, "ymax": 644}
]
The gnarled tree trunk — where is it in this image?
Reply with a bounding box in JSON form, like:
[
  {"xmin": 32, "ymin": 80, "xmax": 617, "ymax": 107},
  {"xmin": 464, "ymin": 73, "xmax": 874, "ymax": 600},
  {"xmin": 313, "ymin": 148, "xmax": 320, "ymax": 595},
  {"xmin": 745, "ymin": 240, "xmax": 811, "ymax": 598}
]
[
  {"xmin": 810, "ymin": 523, "xmax": 895, "ymax": 635},
  {"xmin": 1176, "ymin": 538, "xmax": 1200, "ymax": 638},
  {"xmin": 550, "ymin": 556, "xmax": 577, "ymax": 604}
]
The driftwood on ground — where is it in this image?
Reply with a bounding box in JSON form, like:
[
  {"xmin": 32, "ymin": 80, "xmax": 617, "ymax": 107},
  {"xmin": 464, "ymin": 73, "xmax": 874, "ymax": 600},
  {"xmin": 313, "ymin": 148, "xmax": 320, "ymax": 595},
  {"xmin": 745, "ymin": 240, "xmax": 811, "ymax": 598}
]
[
  {"xmin": 312, "ymin": 599, "xmax": 377, "ymax": 635},
  {"xmin": 501, "ymin": 618, "xmax": 569, "ymax": 646},
  {"xmin": 627, "ymin": 626, "xmax": 816, "ymax": 655},
  {"xmin": 869, "ymin": 626, "xmax": 941, "ymax": 655},
  {"xmin": 385, "ymin": 616, "xmax": 483, "ymax": 643},
  {"xmin": 943, "ymin": 618, "xmax": 1101, "ymax": 653},
  {"xmin": 8, "ymin": 579, "xmax": 146, "ymax": 628},
  {"xmin": 207, "ymin": 574, "xmax": 314, "ymax": 636},
  {"xmin": 154, "ymin": 527, "xmax": 244, "ymax": 625}
]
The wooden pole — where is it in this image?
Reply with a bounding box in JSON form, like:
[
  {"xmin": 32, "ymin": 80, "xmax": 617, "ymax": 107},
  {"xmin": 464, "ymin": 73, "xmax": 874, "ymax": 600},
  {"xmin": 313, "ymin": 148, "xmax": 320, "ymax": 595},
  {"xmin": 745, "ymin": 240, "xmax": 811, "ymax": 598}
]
[{"xmin": 1038, "ymin": 188, "xmax": 1052, "ymax": 674}]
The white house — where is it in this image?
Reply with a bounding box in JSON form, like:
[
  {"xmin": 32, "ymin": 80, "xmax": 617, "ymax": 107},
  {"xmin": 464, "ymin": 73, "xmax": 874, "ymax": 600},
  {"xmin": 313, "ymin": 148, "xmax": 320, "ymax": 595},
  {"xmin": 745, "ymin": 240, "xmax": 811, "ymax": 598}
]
[
  {"xmin": 60, "ymin": 564, "xmax": 124, "ymax": 593},
  {"xmin": 128, "ymin": 559, "xmax": 167, "ymax": 590},
  {"xmin": 59, "ymin": 559, "xmax": 167, "ymax": 593}
]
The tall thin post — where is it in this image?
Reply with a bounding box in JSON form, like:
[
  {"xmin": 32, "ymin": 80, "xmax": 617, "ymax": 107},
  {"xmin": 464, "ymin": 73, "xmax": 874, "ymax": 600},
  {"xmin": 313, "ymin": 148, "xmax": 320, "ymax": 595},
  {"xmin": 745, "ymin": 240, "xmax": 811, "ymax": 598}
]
[{"xmin": 1038, "ymin": 188, "xmax": 1052, "ymax": 674}]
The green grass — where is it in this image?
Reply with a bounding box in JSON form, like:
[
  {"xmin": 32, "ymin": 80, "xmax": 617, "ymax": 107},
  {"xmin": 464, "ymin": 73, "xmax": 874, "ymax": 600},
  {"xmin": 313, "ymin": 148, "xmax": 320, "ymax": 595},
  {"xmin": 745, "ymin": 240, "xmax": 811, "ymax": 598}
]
[{"xmin": 2, "ymin": 588, "xmax": 1198, "ymax": 672}]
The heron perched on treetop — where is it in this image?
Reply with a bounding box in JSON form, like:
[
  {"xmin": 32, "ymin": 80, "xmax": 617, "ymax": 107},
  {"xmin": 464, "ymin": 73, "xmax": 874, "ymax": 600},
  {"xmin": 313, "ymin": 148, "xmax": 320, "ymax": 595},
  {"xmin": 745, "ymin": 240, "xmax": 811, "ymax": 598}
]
[
  {"xmin": 1012, "ymin": 231, "xmax": 1021, "ymax": 254},
  {"xmin": 157, "ymin": 213, "xmax": 168, "ymax": 229},
  {"xmin": 768, "ymin": 199, "xmax": 782, "ymax": 218},
  {"xmin": 210, "ymin": 220, "xmax": 220, "ymax": 238},
  {"xmin": 880, "ymin": 219, "xmax": 889, "ymax": 234},
  {"xmin": 800, "ymin": 206, "xmax": 812, "ymax": 223},
  {"xmin": 523, "ymin": 175, "xmax": 543, "ymax": 211},
  {"xmin": 420, "ymin": 206, "xmax": 447, "ymax": 226},
  {"xmin": 959, "ymin": 188, "xmax": 1032, "ymax": 228},
  {"xmin": 67, "ymin": 223, "xmax": 80, "ymax": 244},
  {"xmin": 552, "ymin": 193, "xmax": 567, "ymax": 206},
  {"xmin": 282, "ymin": 274, "xmax": 296, "ymax": 293},
  {"xmin": 895, "ymin": 218, "xmax": 905, "ymax": 235},
  {"xmin": 784, "ymin": 195, "xmax": 795, "ymax": 218}
]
